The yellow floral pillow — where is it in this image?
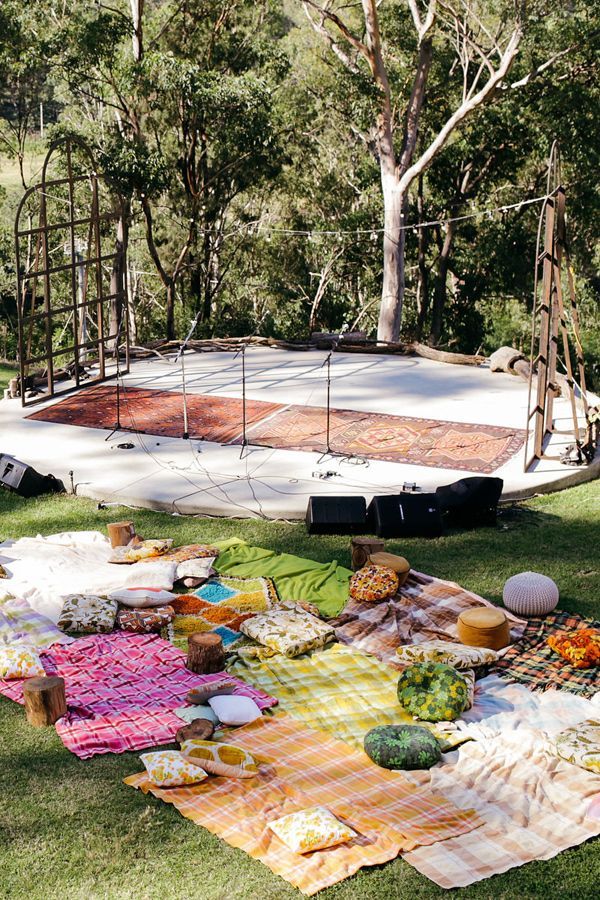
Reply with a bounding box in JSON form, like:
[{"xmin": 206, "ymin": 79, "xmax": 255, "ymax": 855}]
[
  {"xmin": 0, "ymin": 645, "xmax": 45, "ymax": 679},
  {"xmin": 140, "ymin": 750, "xmax": 208, "ymax": 787},
  {"xmin": 268, "ymin": 806, "xmax": 357, "ymax": 854},
  {"xmin": 349, "ymin": 565, "xmax": 399, "ymax": 603},
  {"xmin": 181, "ymin": 739, "xmax": 259, "ymax": 778}
]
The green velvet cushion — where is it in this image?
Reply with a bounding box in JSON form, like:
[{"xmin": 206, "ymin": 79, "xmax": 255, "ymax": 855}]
[
  {"xmin": 364, "ymin": 724, "xmax": 441, "ymax": 770},
  {"xmin": 397, "ymin": 661, "xmax": 469, "ymax": 722}
]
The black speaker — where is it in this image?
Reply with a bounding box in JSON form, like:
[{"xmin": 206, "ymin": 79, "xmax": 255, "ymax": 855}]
[
  {"xmin": 306, "ymin": 495, "xmax": 367, "ymax": 535},
  {"xmin": 367, "ymin": 493, "xmax": 443, "ymax": 538},
  {"xmin": 435, "ymin": 476, "xmax": 503, "ymax": 528},
  {"xmin": 0, "ymin": 454, "xmax": 64, "ymax": 498}
]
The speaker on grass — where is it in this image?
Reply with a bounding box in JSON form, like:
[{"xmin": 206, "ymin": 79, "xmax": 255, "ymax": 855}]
[
  {"xmin": 367, "ymin": 493, "xmax": 443, "ymax": 538},
  {"xmin": 435, "ymin": 476, "xmax": 503, "ymax": 528},
  {"xmin": 306, "ymin": 495, "xmax": 367, "ymax": 535},
  {"xmin": 0, "ymin": 454, "xmax": 64, "ymax": 498}
]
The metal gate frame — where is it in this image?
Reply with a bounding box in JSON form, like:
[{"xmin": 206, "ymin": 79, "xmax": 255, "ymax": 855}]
[{"xmin": 15, "ymin": 136, "xmax": 129, "ymax": 406}]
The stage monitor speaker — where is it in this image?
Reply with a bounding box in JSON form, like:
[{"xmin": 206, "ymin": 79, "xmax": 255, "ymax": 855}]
[
  {"xmin": 0, "ymin": 454, "xmax": 64, "ymax": 498},
  {"xmin": 305, "ymin": 495, "xmax": 367, "ymax": 535},
  {"xmin": 367, "ymin": 493, "xmax": 443, "ymax": 538},
  {"xmin": 436, "ymin": 476, "xmax": 503, "ymax": 527}
]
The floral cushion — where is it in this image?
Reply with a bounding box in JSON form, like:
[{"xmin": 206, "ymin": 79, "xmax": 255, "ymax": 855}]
[
  {"xmin": 267, "ymin": 806, "xmax": 356, "ymax": 854},
  {"xmin": 546, "ymin": 628, "xmax": 600, "ymax": 668},
  {"xmin": 151, "ymin": 544, "xmax": 220, "ymax": 564},
  {"xmin": 109, "ymin": 539, "xmax": 173, "ymax": 564},
  {"xmin": 396, "ymin": 640, "xmax": 498, "ymax": 670},
  {"xmin": 552, "ymin": 719, "xmax": 600, "ymax": 774},
  {"xmin": 349, "ymin": 565, "xmax": 399, "ymax": 603},
  {"xmin": 364, "ymin": 724, "xmax": 441, "ymax": 770},
  {"xmin": 0, "ymin": 644, "xmax": 45, "ymax": 679},
  {"xmin": 116, "ymin": 605, "xmax": 175, "ymax": 634},
  {"xmin": 140, "ymin": 750, "xmax": 208, "ymax": 787},
  {"xmin": 397, "ymin": 662, "xmax": 469, "ymax": 722},
  {"xmin": 240, "ymin": 606, "xmax": 335, "ymax": 658},
  {"xmin": 57, "ymin": 594, "xmax": 118, "ymax": 634},
  {"xmin": 182, "ymin": 739, "xmax": 259, "ymax": 778}
]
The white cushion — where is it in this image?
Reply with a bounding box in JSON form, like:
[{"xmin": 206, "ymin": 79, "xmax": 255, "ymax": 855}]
[
  {"xmin": 108, "ymin": 587, "xmax": 177, "ymax": 609},
  {"xmin": 176, "ymin": 558, "xmax": 216, "ymax": 581},
  {"xmin": 208, "ymin": 694, "xmax": 262, "ymax": 726}
]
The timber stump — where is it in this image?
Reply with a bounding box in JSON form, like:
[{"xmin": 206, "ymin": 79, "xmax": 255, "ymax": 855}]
[
  {"xmin": 23, "ymin": 676, "xmax": 67, "ymax": 726},
  {"xmin": 186, "ymin": 632, "xmax": 225, "ymax": 675}
]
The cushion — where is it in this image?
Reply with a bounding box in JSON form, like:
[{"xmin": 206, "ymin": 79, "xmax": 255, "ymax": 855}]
[
  {"xmin": 457, "ymin": 606, "xmax": 510, "ymax": 650},
  {"xmin": 175, "ymin": 558, "xmax": 216, "ymax": 582},
  {"xmin": 551, "ymin": 719, "xmax": 600, "ymax": 773},
  {"xmin": 0, "ymin": 563, "xmax": 7, "ymax": 578},
  {"xmin": 182, "ymin": 739, "xmax": 259, "ymax": 778},
  {"xmin": 57, "ymin": 594, "xmax": 118, "ymax": 634},
  {"xmin": 140, "ymin": 750, "xmax": 208, "ymax": 787},
  {"xmin": 396, "ymin": 640, "xmax": 498, "ymax": 670},
  {"xmin": 397, "ymin": 662, "xmax": 469, "ymax": 722},
  {"xmin": 109, "ymin": 539, "xmax": 173, "ymax": 564},
  {"xmin": 364, "ymin": 724, "xmax": 441, "ymax": 770},
  {"xmin": 175, "ymin": 705, "xmax": 220, "ymax": 726},
  {"xmin": 368, "ymin": 552, "xmax": 410, "ymax": 584},
  {"xmin": 240, "ymin": 606, "xmax": 335, "ymax": 658},
  {"xmin": 349, "ymin": 565, "xmax": 399, "ymax": 603},
  {"xmin": 115, "ymin": 605, "xmax": 175, "ymax": 634},
  {"xmin": 153, "ymin": 544, "xmax": 220, "ymax": 564},
  {"xmin": 547, "ymin": 629, "xmax": 600, "ymax": 668},
  {"xmin": 208, "ymin": 694, "xmax": 262, "ymax": 726},
  {"xmin": 0, "ymin": 644, "xmax": 45, "ymax": 679},
  {"xmin": 108, "ymin": 587, "xmax": 177, "ymax": 608},
  {"xmin": 503, "ymin": 571, "xmax": 559, "ymax": 617},
  {"xmin": 267, "ymin": 806, "xmax": 356, "ymax": 854}
]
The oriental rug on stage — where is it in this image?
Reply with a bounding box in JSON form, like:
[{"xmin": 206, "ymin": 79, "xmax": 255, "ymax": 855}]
[{"xmin": 240, "ymin": 405, "xmax": 526, "ymax": 473}]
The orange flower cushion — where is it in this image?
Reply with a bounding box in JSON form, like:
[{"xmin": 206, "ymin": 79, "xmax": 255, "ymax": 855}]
[
  {"xmin": 547, "ymin": 628, "xmax": 600, "ymax": 669},
  {"xmin": 349, "ymin": 565, "xmax": 399, "ymax": 603}
]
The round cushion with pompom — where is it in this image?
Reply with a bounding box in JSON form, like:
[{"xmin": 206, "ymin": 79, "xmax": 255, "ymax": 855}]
[
  {"xmin": 349, "ymin": 564, "xmax": 399, "ymax": 602},
  {"xmin": 397, "ymin": 662, "xmax": 469, "ymax": 722},
  {"xmin": 364, "ymin": 724, "xmax": 441, "ymax": 770},
  {"xmin": 503, "ymin": 571, "xmax": 559, "ymax": 617}
]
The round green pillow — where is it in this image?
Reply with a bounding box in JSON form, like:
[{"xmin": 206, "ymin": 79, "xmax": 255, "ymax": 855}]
[
  {"xmin": 364, "ymin": 724, "xmax": 441, "ymax": 770},
  {"xmin": 397, "ymin": 662, "xmax": 468, "ymax": 722}
]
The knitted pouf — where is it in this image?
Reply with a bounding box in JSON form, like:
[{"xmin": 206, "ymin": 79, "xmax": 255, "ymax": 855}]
[{"xmin": 503, "ymin": 571, "xmax": 559, "ymax": 617}]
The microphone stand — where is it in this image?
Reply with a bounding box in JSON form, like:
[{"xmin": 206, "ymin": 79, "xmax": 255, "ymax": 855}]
[
  {"xmin": 317, "ymin": 350, "xmax": 334, "ymax": 463},
  {"xmin": 233, "ymin": 343, "xmax": 249, "ymax": 458},
  {"xmin": 176, "ymin": 310, "xmax": 203, "ymax": 441},
  {"xmin": 105, "ymin": 308, "xmax": 126, "ymax": 442}
]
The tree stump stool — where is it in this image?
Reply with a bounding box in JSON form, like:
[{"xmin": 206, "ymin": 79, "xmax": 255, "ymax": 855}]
[
  {"xmin": 23, "ymin": 676, "xmax": 67, "ymax": 727},
  {"xmin": 107, "ymin": 521, "xmax": 136, "ymax": 548},
  {"xmin": 351, "ymin": 536, "xmax": 385, "ymax": 571},
  {"xmin": 186, "ymin": 633, "xmax": 225, "ymax": 674},
  {"xmin": 175, "ymin": 718, "xmax": 215, "ymax": 747}
]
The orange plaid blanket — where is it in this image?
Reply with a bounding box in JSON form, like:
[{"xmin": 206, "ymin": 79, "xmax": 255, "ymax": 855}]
[{"xmin": 125, "ymin": 714, "xmax": 482, "ymax": 895}]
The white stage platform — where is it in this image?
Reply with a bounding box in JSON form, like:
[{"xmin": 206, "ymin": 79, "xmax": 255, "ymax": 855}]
[{"xmin": 1, "ymin": 347, "xmax": 598, "ymax": 519}]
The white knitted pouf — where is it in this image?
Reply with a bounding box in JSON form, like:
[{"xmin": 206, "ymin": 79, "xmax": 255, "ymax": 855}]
[{"xmin": 502, "ymin": 571, "xmax": 559, "ymax": 616}]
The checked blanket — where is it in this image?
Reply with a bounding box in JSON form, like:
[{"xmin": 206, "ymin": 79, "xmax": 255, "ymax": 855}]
[
  {"xmin": 125, "ymin": 713, "xmax": 482, "ymax": 895},
  {"xmin": 491, "ymin": 610, "xmax": 600, "ymax": 696},
  {"xmin": 331, "ymin": 570, "xmax": 526, "ymax": 669},
  {"xmin": 0, "ymin": 596, "xmax": 73, "ymax": 649},
  {"xmin": 0, "ymin": 632, "xmax": 277, "ymax": 758}
]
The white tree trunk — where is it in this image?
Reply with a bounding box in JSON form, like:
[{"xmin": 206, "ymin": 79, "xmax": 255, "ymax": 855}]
[{"xmin": 377, "ymin": 179, "xmax": 405, "ymax": 342}]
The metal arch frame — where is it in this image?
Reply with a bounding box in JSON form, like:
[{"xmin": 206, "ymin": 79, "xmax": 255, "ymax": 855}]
[{"xmin": 14, "ymin": 135, "xmax": 130, "ymax": 406}]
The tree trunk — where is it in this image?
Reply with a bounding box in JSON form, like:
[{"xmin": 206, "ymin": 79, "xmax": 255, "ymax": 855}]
[
  {"xmin": 166, "ymin": 280, "xmax": 176, "ymax": 341},
  {"xmin": 186, "ymin": 632, "xmax": 225, "ymax": 674},
  {"xmin": 23, "ymin": 676, "xmax": 67, "ymax": 726},
  {"xmin": 429, "ymin": 220, "xmax": 456, "ymax": 345},
  {"xmin": 415, "ymin": 174, "xmax": 429, "ymax": 339},
  {"xmin": 377, "ymin": 179, "xmax": 406, "ymax": 342},
  {"xmin": 109, "ymin": 209, "xmax": 128, "ymax": 351}
]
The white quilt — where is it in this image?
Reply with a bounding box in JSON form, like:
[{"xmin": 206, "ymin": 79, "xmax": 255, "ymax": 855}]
[{"xmin": 0, "ymin": 530, "xmax": 177, "ymax": 623}]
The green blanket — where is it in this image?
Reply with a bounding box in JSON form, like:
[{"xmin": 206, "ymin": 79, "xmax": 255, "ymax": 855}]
[{"xmin": 212, "ymin": 538, "xmax": 351, "ymax": 618}]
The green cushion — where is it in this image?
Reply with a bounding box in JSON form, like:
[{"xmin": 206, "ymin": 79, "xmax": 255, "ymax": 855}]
[
  {"xmin": 364, "ymin": 724, "xmax": 441, "ymax": 770},
  {"xmin": 397, "ymin": 662, "xmax": 469, "ymax": 722}
]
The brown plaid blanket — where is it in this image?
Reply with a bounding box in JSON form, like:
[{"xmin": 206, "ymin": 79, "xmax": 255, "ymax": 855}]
[
  {"xmin": 331, "ymin": 570, "xmax": 526, "ymax": 669},
  {"xmin": 490, "ymin": 610, "xmax": 600, "ymax": 695}
]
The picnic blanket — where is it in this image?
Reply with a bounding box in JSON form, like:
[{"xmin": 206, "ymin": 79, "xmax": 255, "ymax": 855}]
[
  {"xmin": 124, "ymin": 713, "xmax": 482, "ymax": 895},
  {"xmin": 0, "ymin": 531, "xmax": 177, "ymax": 622},
  {"xmin": 213, "ymin": 538, "xmax": 352, "ymax": 618},
  {"xmin": 228, "ymin": 643, "xmax": 468, "ymax": 752},
  {"xmin": 490, "ymin": 611, "xmax": 600, "ymax": 695},
  {"xmin": 0, "ymin": 596, "xmax": 74, "ymax": 648},
  {"xmin": 402, "ymin": 727, "xmax": 600, "ymax": 888},
  {"xmin": 0, "ymin": 632, "xmax": 277, "ymax": 758},
  {"xmin": 331, "ymin": 569, "xmax": 526, "ymax": 668}
]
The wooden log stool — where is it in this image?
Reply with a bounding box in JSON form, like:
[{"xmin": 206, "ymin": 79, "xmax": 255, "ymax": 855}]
[
  {"xmin": 186, "ymin": 633, "xmax": 225, "ymax": 675},
  {"xmin": 351, "ymin": 536, "xmax": 385, "ymax": 571},
  {"xmin": 23, "ymin": 676, "xmax": 67, "ymax": 727},
  {"xmin": 107, "ymin": 520, "xmax": 136, "ymax": 548}
]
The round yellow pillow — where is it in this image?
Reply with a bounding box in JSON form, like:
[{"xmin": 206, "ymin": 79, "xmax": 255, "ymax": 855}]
[{"xmin": 349, "ymin": 564, "xmax": 399, "ymax": 603}]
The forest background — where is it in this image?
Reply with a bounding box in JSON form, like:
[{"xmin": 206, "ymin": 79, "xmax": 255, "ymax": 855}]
[{"xmin": 0, "ymin": 0, "xmax": 598, "ymax": 384}]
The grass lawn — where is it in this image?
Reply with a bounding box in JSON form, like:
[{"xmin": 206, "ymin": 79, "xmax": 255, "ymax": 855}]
[
  {"xmin": 1, "ymin": 481, "xmax": 599, "ymax": 899},
  {"xmin": 0, "ymin": 362, "xmax": 18, "ymax": 393}
]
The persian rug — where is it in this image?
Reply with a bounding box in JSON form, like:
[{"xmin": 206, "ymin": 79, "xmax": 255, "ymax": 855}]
[
  {"xmin": 331, "ymin": 570, "xmax": 526, "ymax": 669},
  {"xmin": 124, "ymin": 713, "xmax": 482, "ymax": 896},
  {"xmin": 402, "ymin": 727, "xmax": 600, "ymax": 888},
  {"xmin": 239, "ymin": 404, "xmax": 526, "ymax": 473},
  {"xmin": 490, "ymin": 610, "xmax": 600, "ymax": 695},
  {"xmin": 27, "ymin": 385, "xmax": 284, "ymax": 444},
  {"xmin": 0, "ymin": 596, "xmax": 74, "ymax": 649},
  {"xmin": 169, "ymin": 576, "xmax": 280, "ymax": 647},
  {"xmin": 0, "ymin": 632, "xmax": 277, "ymax": 758}
]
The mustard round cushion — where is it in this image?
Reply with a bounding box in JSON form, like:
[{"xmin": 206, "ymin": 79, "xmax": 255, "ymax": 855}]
[
  {"xmin": 397, "ymin": 662, "xmax": 469, "ymax": 722},
  {"xmin": 457, "ymin": 607, "xmax": 510, "ymax": 650},
  {"xmin": 349, "ymin": 565, "xmax": 399, "ymax": 602}
]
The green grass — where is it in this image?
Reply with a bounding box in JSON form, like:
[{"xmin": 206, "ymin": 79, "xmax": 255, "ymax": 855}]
[
  {"xmin": 1, "ymin": 483, "xmax": 599, "ymax": 900},
  {"xmin": 0, "ymin": 363, "xmax": 18, "ymax": 393}
]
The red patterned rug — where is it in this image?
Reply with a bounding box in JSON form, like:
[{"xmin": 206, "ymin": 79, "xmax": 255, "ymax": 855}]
[
  {"xmin": 239, "ymin": 405, "xmax": 526, "ymax": 473},
  {"xmin": 27, "ymin": 385, "xmax": 284, "ymax": 444}
]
